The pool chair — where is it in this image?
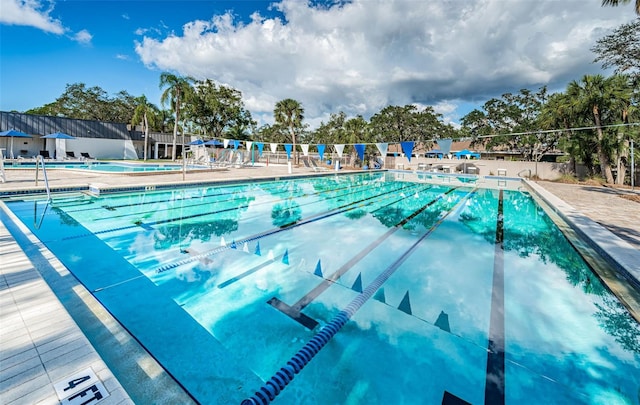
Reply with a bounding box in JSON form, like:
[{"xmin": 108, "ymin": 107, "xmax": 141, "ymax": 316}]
[
  {"xmin": 66, "ymin": 151, "xmax": 77, "ymax": 159},
  {"xmin": 39, "ymin": 150, "xmax": 51, "ymax": 159},
  {"xmin": 301, "ymin": 157, "xmax": 314, "ymax": 170},
  {"xmin": 231, "ymin": 151, "xmax": 250, "ymax": 168},
  {"xmin": 310, "ymin": 158, "xmax": 329, "ymax": 172},
  {"xmin": 80, "ymin": 152, "xmax": 95, "ymax": 160},
  {"xmin": 211, "ymin": 150, "xmax": 231, "ymax": 168}
]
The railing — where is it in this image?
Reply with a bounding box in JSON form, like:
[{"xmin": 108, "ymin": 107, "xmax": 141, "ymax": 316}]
[
  {"xmin": 517, "ymin": 169, "xmax": 532, "ymax": 178},
  {"xmin": 0, "ymin": 153, "xmax": 5, "ymax": 183},
  {"xmin": 33, "ymin": 200, "xmax": 50, "ymax": 230},
  {"xmin": 35, "ymin": 155, "xmax": 52, "ymax": 202}
]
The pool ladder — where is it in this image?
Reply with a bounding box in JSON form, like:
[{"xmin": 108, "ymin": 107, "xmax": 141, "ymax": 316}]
[{"xmin": 35, "ymin": 155, "xmax": 52, "ymax": 202}]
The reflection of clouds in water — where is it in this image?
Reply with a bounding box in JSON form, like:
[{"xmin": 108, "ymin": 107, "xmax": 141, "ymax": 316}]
[
  {"xmin": 505, "ymin": 249, "xmax": 640, "ymax": 401},
  {"xmin": 182, "ymin": 258, "xmax": 300, "ymax": 332},
  {"xmin": 506, "ymin": 250, "xmax": 631, "ymax": 358},
  {"xmin": 175, "ymin": 261, "xmax": 205, "ymax": 283}
]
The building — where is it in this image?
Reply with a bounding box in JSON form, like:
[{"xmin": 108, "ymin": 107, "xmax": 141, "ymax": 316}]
[{"xmin": 0, "ymin": 111, "xmax": 187, "ymax": 160}]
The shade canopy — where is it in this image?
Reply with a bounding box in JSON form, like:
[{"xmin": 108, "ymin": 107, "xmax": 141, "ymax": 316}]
[
  {"xmin": 454, "ymin": 149, "xmax": 481, "ymax": 159},
  {"xmin": 42, "ymin": 132, "xmax": 76, "ymax": 139},
  {"xmin": 204, "ymin": 139, "xmax": 223, "ymax": 146},
  {"xmin": 0, "ymin": 129, "xmax": 32, "ymax": 159},
  {"xmin": 0, "ymin": 129, "xmax": 32, "ymax": 138},
  {"xmin": 425, "ymin": 149, "xmax": 444, "ymax": 157},
  {"xmin": 187, "ymin": 139, "xmax": 205, "ymax": 145}
]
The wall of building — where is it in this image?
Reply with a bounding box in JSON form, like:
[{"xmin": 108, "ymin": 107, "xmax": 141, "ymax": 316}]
[
  {"xmin": 389, "ymin": 156, "xmax": 573, "ymax": 180},
  {"xmin": 57, "ymin": 138, "xmax": 139, "ymax": 160}
]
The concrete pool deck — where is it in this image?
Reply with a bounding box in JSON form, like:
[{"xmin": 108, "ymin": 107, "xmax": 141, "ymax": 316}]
[{"xmin": 1, "ymin": 165, "xmax": 639, "ymax": 404}]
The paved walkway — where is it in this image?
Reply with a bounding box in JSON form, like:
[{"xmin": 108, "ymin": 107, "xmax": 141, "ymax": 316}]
[
  {"xmin": 1, "ymin": 165, "xmax": 639, "ymax": 403},
  {"xmin": 536, "ymin": 181, "xmax": 640, "ymax": 250},
  {"xmin": 0, "ymin": 220, "xmax": 132, "ymax": 405}
]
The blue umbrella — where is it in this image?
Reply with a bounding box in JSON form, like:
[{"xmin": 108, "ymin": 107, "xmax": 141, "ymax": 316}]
[
  {"xmin": 42, "ymin": 132, "xmax": 76, "ymax": 139},
  {"xmin": 42, "ymin": 132, "xmax": 76, "ymax": 159},
  {"xmin": 0, "ymin": 129, "xmax": 32, "ymax": 159},
  {"xmin": 187, "ymin": 139, "xmax": 205, "ymax": 145},
  {"xmin": 204, "ymin": 139, "xmax": 223, "ymax": 146}
]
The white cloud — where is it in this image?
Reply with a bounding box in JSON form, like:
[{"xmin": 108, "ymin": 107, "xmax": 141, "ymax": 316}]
[
  {"xmin": 0, "ymin": 0, "xmax": 65, "ymax": 34},
  {"xmin": 72, "ymin": 29, "xmax": 92, "ymax": 45},
  {"xmin": 134, "ymin": 0, "xmax": 631, "ymax": 127},
  {"xmin": 116, "ymin": 54, "xmax": 129, "ymax": 61}
]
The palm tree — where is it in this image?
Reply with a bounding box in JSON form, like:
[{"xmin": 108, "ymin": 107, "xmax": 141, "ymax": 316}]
[
  {"xmin": 601, "ymin": 0, "xmax": 640, "ymax": 14},
  {"xmin": 132, "ymin": 95, "xmax": 158, "ymax": 161},
  {"xmin": 566, "ymin": 74, "xmax": 631, "ymax": 183},
  {"xmin": 344, "ymin": 116, "xmax": 369, "ymax": 166},
  {"xmin": 159, "ymin": 73, "xmax": 194, "ymax": 161},
  {"xmin": 274, "ymin": 99, "xmax": 304, "ymax": 165}
]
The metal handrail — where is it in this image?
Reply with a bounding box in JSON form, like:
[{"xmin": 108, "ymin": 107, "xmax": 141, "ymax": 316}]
[
  {"xmin": 0, "ymin": 153, "xmax": 5, "ymax": 183},
  {"xmin": 33, "ymin": 200, "xmax": 50, "ymax": 230},
  {"xmin": 517, "ymin": 169, "xmax": 532, "ymax": 178},
  {"xmin": 35, "ymin": 155, "xmax": 52, "ymax": 202}
]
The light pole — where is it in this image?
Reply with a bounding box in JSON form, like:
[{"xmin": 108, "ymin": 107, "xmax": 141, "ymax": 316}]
[{"xmin": 631, "ymin": 138, "xmax": 635, "ymax": 190}]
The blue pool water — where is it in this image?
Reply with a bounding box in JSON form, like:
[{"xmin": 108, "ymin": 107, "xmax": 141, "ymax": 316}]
[{"xmin": 3, "ymin": 172, "xmax": 639, "ymax": 404}]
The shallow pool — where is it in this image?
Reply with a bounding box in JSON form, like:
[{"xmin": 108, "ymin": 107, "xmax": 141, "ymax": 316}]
[{"xmin": 3, "ymin": 172, "xmax": 639, "ymax": 404}]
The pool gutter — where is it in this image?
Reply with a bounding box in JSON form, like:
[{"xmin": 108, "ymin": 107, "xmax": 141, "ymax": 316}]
[
  {"xmin": 525, "ymin": 179, "xmax": 640, "ymax": 322},
  {"xmin": 0, "ymin": 202, "xmax": 198, "ymax": 404}
]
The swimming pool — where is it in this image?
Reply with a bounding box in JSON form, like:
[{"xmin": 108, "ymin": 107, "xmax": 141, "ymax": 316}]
[
  {"xmin": 4, "ymin": 161, "xmax": 196, "ymax": 172},
  {"xmin": 2, "ymin": 172, "xmax": 639, "ymax": 404}
]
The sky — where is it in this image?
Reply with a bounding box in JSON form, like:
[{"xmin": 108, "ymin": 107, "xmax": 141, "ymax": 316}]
[{"xmin": 0, "ymin": 0, "xmax": 636, "ymax": 129}]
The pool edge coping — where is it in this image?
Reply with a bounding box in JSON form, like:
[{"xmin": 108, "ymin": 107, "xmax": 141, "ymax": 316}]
[
  {"xmin": 526, "ymin": 180, "xmax": 640, "ymax": 283},
  {"xmin": 0, "ymin": 201, "xmax": 197, "ymax": 405}
]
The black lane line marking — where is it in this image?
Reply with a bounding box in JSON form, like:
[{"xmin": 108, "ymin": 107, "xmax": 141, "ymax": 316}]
[
  {"xmin": 241, "ymin": 188, "xmax": 476, "ymax": 404},
  {"xmin": 485, "ymin": 188, "xmax": 505, "ymax": 405},
  {"xmin": 155, "ymin": 183, "xmax": 431, "ymax": 274},
  {"xmin": 212, "ymin": 186, "xmax": 430, "ymax": 285},
  {"xmin": 267, "ymin": 297, "xmax": 320, "ymax": 330},
  {"xmin": 268, "ymin": 188, "xmax": 460, "ymax": 329},
  {"xmin": 217, "ymin": 254, "xmax": 284, "ymax": 289}
]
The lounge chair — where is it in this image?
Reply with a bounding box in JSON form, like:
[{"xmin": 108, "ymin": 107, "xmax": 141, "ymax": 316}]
[
  {"xmin": 66, "ymin": 151, "xmax": 76, "ymax": 159},
  {"xmin": 39, "ymin": 151, "xmax": 50, "ymax": 159},
  {"xmin": 231, "ymin": 151, "xmax": 247, "ymax": 168},
  {"xmin": 211, "ymin": 150, "xmax": 231, "ymax": 167},
  {"xmin": 310, "ymin": 158, "xmax": 329, "ymax": 172},
  {"xmin": 301, "ymin": 157, "xmax": 314, "ymax": 170},
  {"xmin": 80, "ymin": 152, "xmax": 94, "ymax": 159}
]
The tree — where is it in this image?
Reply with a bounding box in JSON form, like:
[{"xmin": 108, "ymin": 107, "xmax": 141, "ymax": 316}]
[
  {"xmin": 538, "ymin": 92, "xmax": 582, "ymax": 174},
  {"xmin": 369, "ymin": 105, "xmax": 420, "ymax": 143},
  {"xmin": 601, "ymin": 0, "xmax": 640, "ymax": 14},
  {"xmin": 252, "ymin": 123, "xmax": 291, "ymax": 162},
  {"xmin": 460, "ymin": 87, "xmax": 548, "ymax": 160},
  {"xmin": 274, "ymin": 99, "xmax": 304, "ymax": 164},
  {"xmin": 344, "ymin": 115, "xmax": 370, "ymax": 166},
  {"xmin": 592, "ymin": 18, "xmax": 640, "ymax": 77},
  {"xmin": 312, "ymin": 112, "xmax": 347, "ymax": 144},
  {"xmin": 159, "ymin": 73, "xmax": 194, "ymax": 161},
  {"xmin": 369, "ymin": 105, "xmax": 449, "ymax": 153},
  {"xmin": 566, "ymin": 74, "xmax": 634, "ymax": 183},
  {"xmin": 185, "ymin": 79, "xmax": 254, "ymax": 139},
  {"xmin": 26, "ymin": 83, "xmax": 137, "ymax": 123},
  {"xmin": 132, "ymin": 95, "xmax": 159, "ymax": 161}
]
